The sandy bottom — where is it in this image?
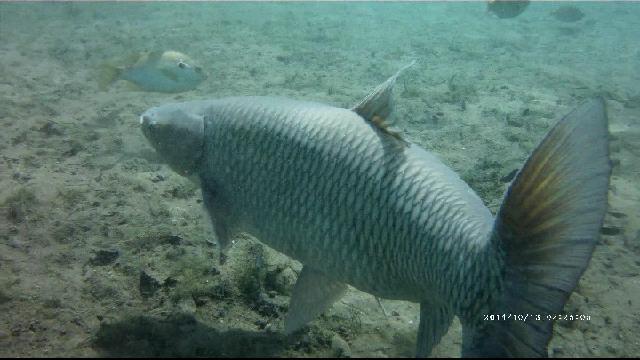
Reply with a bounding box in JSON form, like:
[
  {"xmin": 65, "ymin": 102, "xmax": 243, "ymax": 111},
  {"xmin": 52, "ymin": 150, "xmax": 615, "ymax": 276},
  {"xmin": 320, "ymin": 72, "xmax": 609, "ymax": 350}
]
[{"xmin": 0, "ymin": 2, "xmax": 639, "ymax": 357}]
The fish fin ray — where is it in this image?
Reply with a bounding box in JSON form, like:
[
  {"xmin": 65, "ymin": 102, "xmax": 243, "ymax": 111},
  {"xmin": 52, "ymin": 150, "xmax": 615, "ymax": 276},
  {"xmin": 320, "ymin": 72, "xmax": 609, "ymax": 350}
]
[
  {"xmin": 351, "ymin": 61, "xmax": 415, "ymax": 145},
  {"xmin": 97, "ymin": 63, "xmax": 123, "ymax": 90},
  {"xmin": 145, "ymin": 50, "xmax": 164, "ymax": 63},
  {"xmin": 416, "ymin": 301, "xmax": 454, "ymax": 357},
  {"xmin": 463, "ymin": 98, "xmax": 611, "ymax": 357},
  {"xmin": 202, "ymin": 185, "xmax": 235, "ymax": 264},
  {"xmin": 284, "ymin": 266, "xmax": 347, "ymax": 334}
]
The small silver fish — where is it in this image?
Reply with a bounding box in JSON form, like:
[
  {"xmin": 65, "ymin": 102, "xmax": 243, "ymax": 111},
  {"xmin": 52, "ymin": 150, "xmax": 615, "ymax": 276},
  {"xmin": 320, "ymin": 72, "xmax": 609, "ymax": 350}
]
[
  {"xmin": 140, "ymin": 64, "xmax": 610, "ymax": 357},
  {"xmin": 100, "ymin": 50, "xmax": 206, "ymax": 93}
]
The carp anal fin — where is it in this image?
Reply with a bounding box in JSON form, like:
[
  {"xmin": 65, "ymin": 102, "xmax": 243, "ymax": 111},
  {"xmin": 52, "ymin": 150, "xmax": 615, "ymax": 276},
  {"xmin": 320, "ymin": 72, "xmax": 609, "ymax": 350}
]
[
  {"xmin": 284, "ymin": 266, "xmax": 347, "ymax": 334},
  {"xmin": 417, "ymin": 301, "xmax": 454, "ymax": 357},
  {"xmin": 351, "ymin": 61, "xmax": 415, "ymax": 145}
]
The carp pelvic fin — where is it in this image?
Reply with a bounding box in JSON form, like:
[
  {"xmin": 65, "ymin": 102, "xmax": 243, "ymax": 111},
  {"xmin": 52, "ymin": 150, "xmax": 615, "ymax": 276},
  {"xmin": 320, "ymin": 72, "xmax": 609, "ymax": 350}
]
[{"xmin": 284, "ymin": 266, "xmax": 347, "ymax": 334}]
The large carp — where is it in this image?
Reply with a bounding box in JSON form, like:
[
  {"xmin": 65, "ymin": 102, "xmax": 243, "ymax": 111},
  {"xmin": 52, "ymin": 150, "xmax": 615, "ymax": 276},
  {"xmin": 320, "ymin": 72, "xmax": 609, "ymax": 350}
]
[{"xmin": 139, "ymin": 65, "xmax": 610, "ymax": 357}]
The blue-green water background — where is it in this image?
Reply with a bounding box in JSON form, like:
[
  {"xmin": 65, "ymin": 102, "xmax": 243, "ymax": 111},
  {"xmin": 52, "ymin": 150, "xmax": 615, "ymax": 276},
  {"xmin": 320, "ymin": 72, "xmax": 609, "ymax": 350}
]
[{"xmin": 0, "ymin": 1, "xmax": 638, "ymax": 357}]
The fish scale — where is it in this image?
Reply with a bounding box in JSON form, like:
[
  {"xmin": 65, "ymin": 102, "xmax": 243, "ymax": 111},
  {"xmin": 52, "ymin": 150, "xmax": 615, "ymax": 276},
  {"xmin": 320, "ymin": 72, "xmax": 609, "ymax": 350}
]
[{"xmin": 198, "ymin": 97, "xmax": 493, "ymax": 303}]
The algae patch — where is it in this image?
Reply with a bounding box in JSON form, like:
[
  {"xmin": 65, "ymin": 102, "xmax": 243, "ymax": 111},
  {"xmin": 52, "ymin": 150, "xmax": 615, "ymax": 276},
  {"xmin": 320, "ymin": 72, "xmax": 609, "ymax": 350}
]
[{"xmin": 2, "ymin": 187, "xmax": 37, "ymax": 223}]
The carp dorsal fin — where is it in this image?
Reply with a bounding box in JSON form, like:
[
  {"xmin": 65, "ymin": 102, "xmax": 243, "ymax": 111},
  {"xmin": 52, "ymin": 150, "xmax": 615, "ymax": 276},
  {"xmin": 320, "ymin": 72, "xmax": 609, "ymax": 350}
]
[
  {"xmin": 351, "ymin": 60, "xmax": 415, "ymax": 145},
  {"xmin": 146, "ymin": 50, "xmax": 164, "ymax": 62},
  {"xmin": 134, "ymin": 50, "xmax": 163, "ymax": 67}
]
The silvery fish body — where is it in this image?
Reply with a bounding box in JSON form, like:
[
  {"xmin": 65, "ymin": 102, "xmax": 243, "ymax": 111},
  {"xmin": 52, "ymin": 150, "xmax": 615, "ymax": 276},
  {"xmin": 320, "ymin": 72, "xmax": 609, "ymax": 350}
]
[
  {"xmin": 101, "ymin": 50, "xmax": 207, "ymax": 93},
  {"xmin": 140, "ymin": 65, "xmax": 611, "ymax": 357},
  {"xmin": 203, "ymin": 96, "xmax": 495, "ymax": 299}
]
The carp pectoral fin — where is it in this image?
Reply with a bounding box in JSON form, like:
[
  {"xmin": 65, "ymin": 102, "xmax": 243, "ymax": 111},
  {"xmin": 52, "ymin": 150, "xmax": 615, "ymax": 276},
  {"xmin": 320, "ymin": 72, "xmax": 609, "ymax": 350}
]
[
  {"xmin": 284, "ymin": 266, "xmax": 347, "ymax": 334},
  {"xmin": 351, "ymin": 60, "xmax": 415, "ymax": 145},
  {"xmin": 202, "ymin": 186, "xmax": 234, "ymax": 264},
  {"xmin": 144, "ymin": 50, "xmax": 164, "ymax": 65},
  {"xmin": 416, "ymin": 301, "xmax": 454, "ymax": 357}
]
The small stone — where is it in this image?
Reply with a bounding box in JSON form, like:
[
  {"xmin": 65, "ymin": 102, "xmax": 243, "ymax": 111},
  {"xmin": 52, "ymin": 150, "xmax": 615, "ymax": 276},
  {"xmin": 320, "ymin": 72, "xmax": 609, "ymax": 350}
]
[
  {"xmin": 193, "ymin": 295, "xmax": 208, "ymax": 307},
  {"xmin": 297, "ymin": 334, "xmax": 312, "ymax": 353},
  {"xmin": 161, "ymin": 234, "xmax": 182, "ymax": 245},
  {"xmin": 12, "ymin": 172, "xmax": 32, "ymax": 182},
  {"xmin": 391, "ymin": 310, "xmax": 400, "ymax": 317},
  {"xmin": 255, "ymin": 319, "xmax": 268, "ymax": 330},
  {"xmin": 89, "ymin": 249, "xmax": 120, "ymax": 266},
  {"xmin": 177, "ymin": 298, "xmax": 197, "ymax": 315},
  {"xmin": 215, "ymin": 308, "xmax": 227, "ymax": 318},
  {"xmin": 266, "ymin": 267, "xmax": 296, "ymax": 295},
  {"xmin": 205, "ymin": 239, "xmax": 217, "ymax": 247},
  {"xmin": 163, "ymin": 277, "xmax": 178, "ymax": 288},
  {"xmin": 331, "ymin": 334, "xmax": 351, "ymax": 358},
  {"xmin": 500, "ymin": 168, "xmax": 519, "ymax": 183},
  {"xmin": 0, "ymin": 290, "xmax": 12, "ymax": 305},
  {"xmin": 150, "ymin": 174, "xmax": 166, "ymax": 183},
  {"xmin": 139, "ymin": 270, "xmax": 161, "ymax": 298},
  {"xmin": 43, "ymin": 298, "xmax": 62, "ymax": 309},
  {"xmin": 255, "ymin": 293, "xmax": 287, "ymax": 318},
  {"xmin": 7, "ymin": 238, "xmax": 25, "ymax": 249},
  {"xmin": 206, "ymin": 266, "xmax": 220, "ymax": 276},
  {"xmin": 600, "ymin": 226, "xmax": 622, "ymax": 236},
  {"xmin": 39, "ymin": 121, "xmax": 64, "ymax": 136}
]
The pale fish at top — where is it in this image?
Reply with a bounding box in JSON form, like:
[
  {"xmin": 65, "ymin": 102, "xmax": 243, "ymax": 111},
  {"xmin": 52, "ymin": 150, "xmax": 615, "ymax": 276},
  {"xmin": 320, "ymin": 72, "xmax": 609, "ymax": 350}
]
[
  {"xmin": 487, "ymin": 0, "xmax": 530, "ymax": 19},
  {"xmin": 139, "ymin": 63, "xmax": 611, "ymax": 357},
  {"xmin": 99, "ymin": 50, "xmax": 206, "ymax": 93}
]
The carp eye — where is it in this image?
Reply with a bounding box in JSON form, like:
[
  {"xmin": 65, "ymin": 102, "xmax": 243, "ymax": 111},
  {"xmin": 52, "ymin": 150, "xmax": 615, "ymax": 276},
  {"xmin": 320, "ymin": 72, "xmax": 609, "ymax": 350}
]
[{"xmin": 178, "ymin": 61, "xmax": 187, "ymax": 69}]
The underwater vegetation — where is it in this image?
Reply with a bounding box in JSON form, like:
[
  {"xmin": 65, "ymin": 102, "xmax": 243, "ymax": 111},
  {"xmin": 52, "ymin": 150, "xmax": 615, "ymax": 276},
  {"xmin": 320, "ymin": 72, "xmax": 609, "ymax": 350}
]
[{"xmin": 2, "ymin": 187, "xmax": 37, "ymax": 224}]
